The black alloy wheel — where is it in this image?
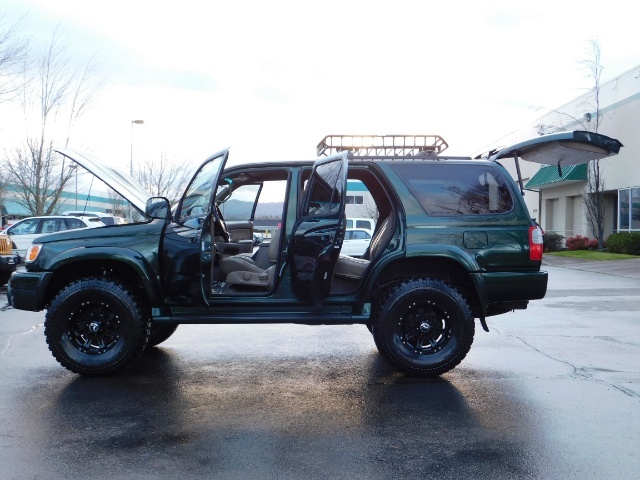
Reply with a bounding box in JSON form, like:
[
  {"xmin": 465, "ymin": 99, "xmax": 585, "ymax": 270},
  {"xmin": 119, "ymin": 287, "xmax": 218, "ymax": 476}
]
[
  {"xmin": 45, "ymin": 277, "xmax": 150, "ymax": 375},
  {"xmin": 372, "ymin": 278, "xmax": 475, "ymax": 376}
]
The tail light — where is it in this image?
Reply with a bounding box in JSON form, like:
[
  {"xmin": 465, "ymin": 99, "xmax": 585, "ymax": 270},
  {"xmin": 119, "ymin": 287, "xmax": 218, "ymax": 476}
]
[{"xmin": 529, "ymin": 225, "xmax": 544, "ymax": 261}]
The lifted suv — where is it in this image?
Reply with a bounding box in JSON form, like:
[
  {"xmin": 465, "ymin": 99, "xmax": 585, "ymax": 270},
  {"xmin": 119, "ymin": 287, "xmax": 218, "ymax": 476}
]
[{"xmin": 7, "ymin": 131, "xmax": 622, "ymax": 376}]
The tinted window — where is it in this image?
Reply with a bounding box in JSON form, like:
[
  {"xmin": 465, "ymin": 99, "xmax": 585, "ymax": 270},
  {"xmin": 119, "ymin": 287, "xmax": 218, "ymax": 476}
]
[
  {"xmin": 393, "ymin": 164, "xmax": 514, "ymax": 216},
  {"xmin": 10, "ymin": 219, "xmax": 39, "ymax": 235},
  {"xmin": 40, "ymin": 218, "xmax": 64, "ymax": 233},
  {"xmin": 305, "ymin": 158, "xmax": 344, "ymax": 216},
  {"xmin": 348, "ymin": 230, "xmax": 371, "ymax": 240},
  {"xmin": 355, "ymin": 220, "xmax": 372, "ymax": 230},
  {"xmin": 65, "ymin": 218, "xmax": 86, "ymax": 229},
  {"xmin": 178, "ymin": 155, "xmax": 225, "ymax": 222}
]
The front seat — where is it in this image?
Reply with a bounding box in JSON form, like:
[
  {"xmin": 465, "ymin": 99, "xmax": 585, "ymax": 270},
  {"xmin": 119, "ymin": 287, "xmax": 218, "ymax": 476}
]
[
  {"xmin": 333, "ymin": 215, "xmax": 395, "ymax": 280},
  {"xmin": 220, "ymin": 229, "xmax": 280, "ymax": 288}
]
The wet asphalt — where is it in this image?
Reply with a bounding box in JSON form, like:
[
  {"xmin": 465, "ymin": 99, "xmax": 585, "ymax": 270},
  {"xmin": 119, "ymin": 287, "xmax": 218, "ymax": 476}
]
[{"xmin": 1, "ymin": 259, "xmax": 639, "ymax": 479}]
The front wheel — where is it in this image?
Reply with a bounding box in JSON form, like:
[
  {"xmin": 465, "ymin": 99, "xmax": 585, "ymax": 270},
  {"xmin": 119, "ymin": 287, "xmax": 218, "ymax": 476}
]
[
  {"xmin": 372, "ymin": 278, "xmax": 475, "ymax": 377},
  {"xmin": 45, "ymin": 277, "xmax": 150, "ymax": 375}
]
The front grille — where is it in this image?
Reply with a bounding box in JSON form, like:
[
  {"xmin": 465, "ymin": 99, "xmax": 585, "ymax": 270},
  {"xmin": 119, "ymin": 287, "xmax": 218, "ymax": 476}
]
[{"xmin": 0, "ymin": 235, "xmax": 12, "ymax": 255}]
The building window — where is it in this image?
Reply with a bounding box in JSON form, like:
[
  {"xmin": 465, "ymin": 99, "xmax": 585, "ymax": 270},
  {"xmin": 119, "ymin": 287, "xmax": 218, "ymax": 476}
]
[
  {"xmin": 346, "ymin": 195, "xmax": 363, "ymax": 205},
  {"xmin": 618, "ymin": 187, "xmax": 640, "ymax": 231}
]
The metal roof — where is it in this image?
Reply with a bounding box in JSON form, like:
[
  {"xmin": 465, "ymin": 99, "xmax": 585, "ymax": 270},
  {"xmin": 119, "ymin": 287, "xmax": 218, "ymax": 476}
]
[{"xmin": 525, "ymin": 163, "xmax": 587, "ymax": 189}]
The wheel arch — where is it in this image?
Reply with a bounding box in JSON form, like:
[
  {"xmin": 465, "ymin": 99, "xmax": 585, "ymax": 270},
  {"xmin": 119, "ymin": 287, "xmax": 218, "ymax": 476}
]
[
  {"xmin": 43, "ymin": 250, "xmax": 163, "ymax": 310},
  {"xmin": 366, "ymin": 254, "xmax": 487, "ymax": 318}
]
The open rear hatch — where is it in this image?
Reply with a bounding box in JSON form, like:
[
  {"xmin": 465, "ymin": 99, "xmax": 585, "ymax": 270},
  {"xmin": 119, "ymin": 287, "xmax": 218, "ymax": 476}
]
[{"xmin": 490, "ymin": 130, "xmax": 623, "ymax": 193}]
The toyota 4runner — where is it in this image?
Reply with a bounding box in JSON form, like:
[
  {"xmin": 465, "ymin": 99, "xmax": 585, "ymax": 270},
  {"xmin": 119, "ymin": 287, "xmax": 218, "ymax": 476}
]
[{"xmin": 7, "ymin": 131, "xmax": 622, "ymax": 376}]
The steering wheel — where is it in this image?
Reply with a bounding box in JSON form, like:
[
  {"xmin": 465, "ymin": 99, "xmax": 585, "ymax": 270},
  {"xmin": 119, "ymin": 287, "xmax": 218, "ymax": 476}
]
[{"xmin": 214, "ymin": 204, "xmax": 230, "ymax": 243}]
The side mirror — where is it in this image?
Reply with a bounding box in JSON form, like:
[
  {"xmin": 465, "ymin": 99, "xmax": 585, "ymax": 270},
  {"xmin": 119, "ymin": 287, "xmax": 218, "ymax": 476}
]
[{"xmin": 146, "ymin": 197, "xmax": 171, "ymax": 220}]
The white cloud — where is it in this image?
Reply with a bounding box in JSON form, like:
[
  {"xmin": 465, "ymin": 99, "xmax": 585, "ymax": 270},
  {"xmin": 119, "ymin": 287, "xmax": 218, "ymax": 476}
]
[{"xmin": 2, "ymin": 0, "xmax": 640, "ymax": 170}]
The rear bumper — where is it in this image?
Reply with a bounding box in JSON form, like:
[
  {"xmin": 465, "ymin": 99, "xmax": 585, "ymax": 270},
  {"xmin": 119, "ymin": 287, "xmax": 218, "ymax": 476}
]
[
  {"xmin": 6, "ymin": 271, "xmax": 52, "ymax": 311},
  {"xmin": 482, "ymin": 270, "xmax": 548, "ymax": 303}
]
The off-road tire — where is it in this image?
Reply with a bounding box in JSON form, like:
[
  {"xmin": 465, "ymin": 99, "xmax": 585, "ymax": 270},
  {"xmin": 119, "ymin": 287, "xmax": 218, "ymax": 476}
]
[
  {"xmin": 0, "ymin": 272, "xmax": 11, "ymax": 286},
  {"xmin": 147, "ymin": 322, "xmax": 179, "ymax": 348},
  {"xmin": 45, "ymin": 277, "xmax": 150, "ymax": 375},
  {"xmin": 371, "ymin": 278, "xmax": 474, "ymax": 376}
]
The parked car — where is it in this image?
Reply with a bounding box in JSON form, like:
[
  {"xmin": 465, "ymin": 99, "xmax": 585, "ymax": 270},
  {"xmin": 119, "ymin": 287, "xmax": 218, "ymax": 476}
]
[
  {"xmin": 340, "ymin": 228, "xmax": 372, "ymax": 257},
  {"xmin": 346, "ymin": 218, "xmax": 374, "ymax": 235},
  {"xmin": 7, "ymin": 131, "xmax": 622, "ymax": 378},
  {"xmin": 0, "ymin": 233, "xmax": 18, "ymax": 286},
  {"xmin": 62, "ymin": 211, "xmax": 125, "ymax": 225},
  {"xmin": 2, "ymin": 215, "xmax": 106, "ymax": 260}
]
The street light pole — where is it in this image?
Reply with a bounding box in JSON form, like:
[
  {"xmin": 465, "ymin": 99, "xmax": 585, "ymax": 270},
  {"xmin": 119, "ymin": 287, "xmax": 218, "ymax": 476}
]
[
  {"xmin": 129, "ymin": 119, "xmax": 144, "ymax": 220},
  {"xmin": 130, "ymin": 119, "xmax": 144, "ymax": 176}
]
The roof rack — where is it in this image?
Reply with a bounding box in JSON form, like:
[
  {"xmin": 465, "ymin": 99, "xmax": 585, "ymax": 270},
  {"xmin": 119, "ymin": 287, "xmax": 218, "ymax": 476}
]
[{"xmin": 317, "ymin": 135, "xmax": 448, "ymax": 158}]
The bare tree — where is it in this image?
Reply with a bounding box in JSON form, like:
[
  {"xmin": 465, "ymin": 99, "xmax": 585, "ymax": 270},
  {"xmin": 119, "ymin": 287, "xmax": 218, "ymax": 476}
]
[
  {"xmin": 0, "ymin": 12, "xmax": 28, "ymax": 104},
  {"xmin": 534, "ymin": 39, "xmax": 607, "ymax": 250},
  {"xmin": 0, "ymin": 13, "xmax": 29, "ymax": 217},
  {"xmin": 135, "ymin": 153, "xmax": 192, "ymax": 205},
  {"xmin": 3, "ymin": 27, "xmax": 106, "ymax": 216},
  {"xmin": 361, "ymin": 197, "xmax": 379, "ymax": 222},
  {"xmin": 107, "ymin": 189, "xmax": 126, "ymax": 217},
  {"xmin": 580, "ymin": 39, "xmax": 606, "ymax": 250}
]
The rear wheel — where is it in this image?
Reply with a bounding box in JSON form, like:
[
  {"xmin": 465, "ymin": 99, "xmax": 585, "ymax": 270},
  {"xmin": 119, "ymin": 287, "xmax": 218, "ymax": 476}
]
[
  {"xmin": 372, "ymin": 278, "xmax": 474, "ymax": 376},
  {"xmin": 45, "ymin": 277, "xmax": 150, "ymax": 375}
]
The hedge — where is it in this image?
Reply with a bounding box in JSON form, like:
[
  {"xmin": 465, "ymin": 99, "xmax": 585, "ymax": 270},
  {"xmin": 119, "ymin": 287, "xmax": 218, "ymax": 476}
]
[
  {"xmin": 605, "ymin": 232, "xmax": 640, "ymax": 255},
  {"xmin": 566, "ymin": 235, "xmax": 599, "ymax": 251},
  {"xmin": 543, "ymin": 231, "xmax": 563, "ymax": 252}
]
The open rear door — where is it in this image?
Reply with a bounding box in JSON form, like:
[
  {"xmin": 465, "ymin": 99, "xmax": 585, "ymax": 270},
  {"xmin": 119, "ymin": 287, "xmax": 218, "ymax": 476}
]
[{"xmin": 289, "ymin": 153, "xmax": 348, "ymax": 305}]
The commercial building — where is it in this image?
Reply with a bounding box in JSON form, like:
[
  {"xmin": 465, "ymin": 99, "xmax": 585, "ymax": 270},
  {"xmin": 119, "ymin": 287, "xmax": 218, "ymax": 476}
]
[{"xmin": 478, "ymin": 64, "xmax": 640, "ymax": 241}]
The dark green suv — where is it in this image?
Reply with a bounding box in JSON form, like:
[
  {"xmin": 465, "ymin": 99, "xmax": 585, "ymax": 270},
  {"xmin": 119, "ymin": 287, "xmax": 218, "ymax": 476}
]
[{"xmin": 7, "ymin": 131, "xmax": 622, "ymax": 376}]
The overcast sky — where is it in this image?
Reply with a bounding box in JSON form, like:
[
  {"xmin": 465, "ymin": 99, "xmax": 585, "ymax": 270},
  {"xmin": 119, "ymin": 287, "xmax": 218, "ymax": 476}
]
[{"xmin": 2, "ymin": 0, "xmax": 639, "ymax": 173}]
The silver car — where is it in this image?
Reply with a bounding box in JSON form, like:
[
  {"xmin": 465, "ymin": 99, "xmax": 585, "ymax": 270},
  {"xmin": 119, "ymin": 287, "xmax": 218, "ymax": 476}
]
[{"xmin": 2, "ymin": 215, "xmax": 105, "ymax": 260}]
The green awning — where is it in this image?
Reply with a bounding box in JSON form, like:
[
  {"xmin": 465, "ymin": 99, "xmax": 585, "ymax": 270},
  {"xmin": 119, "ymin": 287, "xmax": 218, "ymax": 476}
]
[
  {"xmin": 525, "ymin": 163, "xmax": 587, "ymax": 189},
  {"xmin": 1, "ymin": 200, "xmax": 31, "ymax": 216}
]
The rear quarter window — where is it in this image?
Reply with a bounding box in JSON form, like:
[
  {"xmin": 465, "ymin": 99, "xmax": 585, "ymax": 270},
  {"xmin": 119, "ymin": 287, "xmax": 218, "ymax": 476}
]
[
  {"xmin": 392, "ymin": 163, "xmax": 514, "ymax": 216},
  {"xmin": 65, "ymin": 218, "xmax": 86, "ymax": 229}
]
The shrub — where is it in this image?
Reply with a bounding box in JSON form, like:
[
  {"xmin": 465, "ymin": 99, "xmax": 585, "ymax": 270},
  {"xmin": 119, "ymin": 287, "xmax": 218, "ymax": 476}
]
[
  {"xmin": 586, "ymin": 238, "xmax": 600, "ymax": 250},
  {"xmin": 606, "ymin": 232, "xmax": 640, "ymax": 255},
  {"xmin": 543, "ymin": 231, "xmax": 564, "ymax": 252},
  {"xmin": 566, "ymin": 235, "xmax": 591, "ymax": 251}
]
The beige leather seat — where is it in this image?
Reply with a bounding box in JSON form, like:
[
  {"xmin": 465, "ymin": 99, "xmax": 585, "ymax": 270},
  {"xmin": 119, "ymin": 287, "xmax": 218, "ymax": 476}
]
[
  {"xmin": 220, "ymin": 230, "xmax": 280, "ymax": 288},
  {"xmin": 334, "ymin": 215, "xmax": 395, "ymax": 280}
]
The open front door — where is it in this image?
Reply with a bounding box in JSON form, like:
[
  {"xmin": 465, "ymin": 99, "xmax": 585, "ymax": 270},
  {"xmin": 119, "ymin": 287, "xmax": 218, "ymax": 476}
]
[
  {"xmin": 290, "ymin": 153, "xmax": 348, "ymax": 305},
  {"xmin": 172, "ymin": 148, "xmax": 230, "ymax": 304}
]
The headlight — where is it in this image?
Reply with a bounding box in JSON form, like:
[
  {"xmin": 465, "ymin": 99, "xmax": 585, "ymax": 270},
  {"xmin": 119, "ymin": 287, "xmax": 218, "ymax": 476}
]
[{"xmin": 26, "ymin": 244, "xmax": 43, "ymax": 263}]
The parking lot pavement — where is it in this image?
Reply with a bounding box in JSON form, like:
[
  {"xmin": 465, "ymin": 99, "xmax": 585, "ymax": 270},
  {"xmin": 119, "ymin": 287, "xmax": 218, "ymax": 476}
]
[
  {"xmin": 1, "ymin": 262, "xmax": 639, "ymax": 479},
  {"xmin": 542, "ymin": 255, "xmax": 640, "ymax": 279}
]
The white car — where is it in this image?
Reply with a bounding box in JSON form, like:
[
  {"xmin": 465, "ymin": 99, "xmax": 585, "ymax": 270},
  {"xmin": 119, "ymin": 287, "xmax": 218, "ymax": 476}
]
[
  {"xmin": 346, "ymin": 217, "xmax": 374, "ymax": 235},
  {"xmin": 340, "ymin": 228, "xmax": 372, "ymax": 257},
  {"xmin": 2, "ymin": 215, "xmax": 105, "ymax": 260},
  {"xmin": 62, "ymin": 210, "xmax": 125, "ymax": 225}
]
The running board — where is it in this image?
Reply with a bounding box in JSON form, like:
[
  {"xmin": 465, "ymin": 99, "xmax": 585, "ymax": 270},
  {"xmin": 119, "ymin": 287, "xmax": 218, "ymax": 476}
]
[{"xmin": 152, "ymin": 311, "xmax": 371, "ymax": 325}]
